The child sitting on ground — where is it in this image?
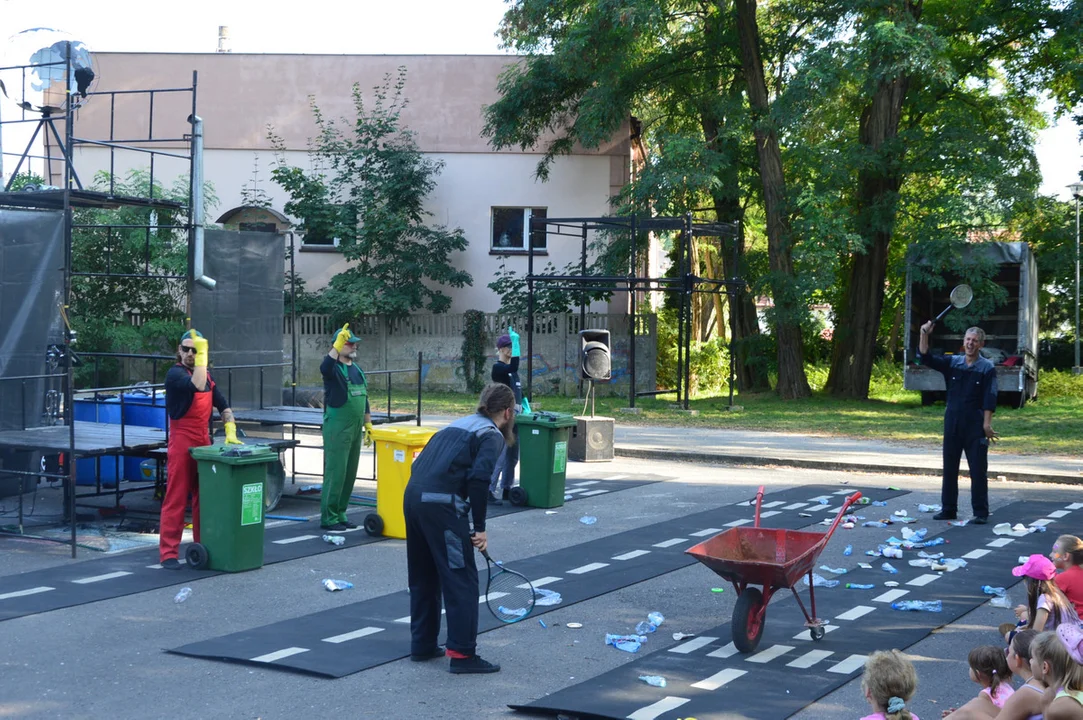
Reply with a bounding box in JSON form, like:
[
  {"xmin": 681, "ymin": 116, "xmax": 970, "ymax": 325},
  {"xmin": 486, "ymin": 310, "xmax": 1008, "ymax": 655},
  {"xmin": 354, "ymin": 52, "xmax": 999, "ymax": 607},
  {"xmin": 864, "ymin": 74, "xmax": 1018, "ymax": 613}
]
[
  {"xmin": 996, "ymin": 629, "xmax": 1045, "ymax": 720},
  {"xmin": 1008, "ymin": 555, "xmax": 1079, "ymax": 640},
  {"xmin": 861, "ymin": 649, "xmax": 920, "ymax": 720},
  {"xmin": 1052, "ymin": 536, "xmax": 1083, "ymax": 617},
  {"xmin": 942, "ymin": 645, "xmax": 1014, "ymax": 719},
  {"xmin": 1031, "ymin": 625, "xmax": 1083, "ymax": 720}
]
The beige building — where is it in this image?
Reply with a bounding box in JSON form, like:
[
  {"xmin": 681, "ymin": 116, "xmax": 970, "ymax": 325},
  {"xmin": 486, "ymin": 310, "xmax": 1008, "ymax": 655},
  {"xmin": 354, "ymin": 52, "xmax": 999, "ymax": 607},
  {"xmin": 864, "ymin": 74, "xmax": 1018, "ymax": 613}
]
[{"xmin": 68, "ymin": 52, "xmax": 634, "ymax": 313}]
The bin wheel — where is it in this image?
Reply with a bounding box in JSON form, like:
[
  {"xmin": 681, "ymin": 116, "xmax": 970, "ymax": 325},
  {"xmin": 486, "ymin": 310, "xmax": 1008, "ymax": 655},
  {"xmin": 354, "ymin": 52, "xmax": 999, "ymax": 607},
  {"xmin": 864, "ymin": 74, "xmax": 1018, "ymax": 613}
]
[
  {"xmin": 810, "ymin": 625, "xmax": 826, "ymax": 641},
  {"xmin": 185, "ymin": 542, "xmax": 209, "ymax": 571},
  {"xmin": 508, "ymin": 486, "xmax": 527, "ymax": 506},
  {"xmin": 363, "ymin": 513, "xmax": 383, "ymax": 537},
  {"xmin": 732, "ymin": 587, "xmax": 766, "ymax": 653}
]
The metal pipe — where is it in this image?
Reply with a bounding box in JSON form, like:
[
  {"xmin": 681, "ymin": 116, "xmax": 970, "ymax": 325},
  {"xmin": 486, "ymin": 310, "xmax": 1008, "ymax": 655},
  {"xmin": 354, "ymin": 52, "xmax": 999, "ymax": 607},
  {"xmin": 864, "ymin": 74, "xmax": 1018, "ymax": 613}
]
[{"xmin": 188, "ymin": 114, "xmax": 216, "ymax": 289}]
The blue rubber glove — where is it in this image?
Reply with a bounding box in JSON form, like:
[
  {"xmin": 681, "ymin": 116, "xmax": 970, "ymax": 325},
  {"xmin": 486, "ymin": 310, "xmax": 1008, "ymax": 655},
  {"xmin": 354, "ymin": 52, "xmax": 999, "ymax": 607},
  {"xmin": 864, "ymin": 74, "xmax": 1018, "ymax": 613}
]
[{"xmin": 509, "ymin": 326, "xmax": 520, "ymax": 356}]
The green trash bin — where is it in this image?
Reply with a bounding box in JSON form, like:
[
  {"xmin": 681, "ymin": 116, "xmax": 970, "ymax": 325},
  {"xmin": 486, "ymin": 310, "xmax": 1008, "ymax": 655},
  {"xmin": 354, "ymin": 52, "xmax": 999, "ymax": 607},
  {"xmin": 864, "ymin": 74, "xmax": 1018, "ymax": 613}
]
[
  {"xmin": 186, "ymin": 443, "xmax": 279, "ymax": 572},
  {"xmin": 511, "ymin": 411, "xmax": 578, "ymax": 508}
]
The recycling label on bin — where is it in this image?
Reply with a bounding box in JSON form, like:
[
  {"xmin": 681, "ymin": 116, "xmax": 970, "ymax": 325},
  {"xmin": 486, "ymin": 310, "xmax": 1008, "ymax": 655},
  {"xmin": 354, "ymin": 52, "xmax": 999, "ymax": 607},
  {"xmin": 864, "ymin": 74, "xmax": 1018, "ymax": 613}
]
[
  {"xmin": 553, "ymin": 441, "xmax": 567, "ymax": 474},
  {"xmin": 241, "ymin": 482, "xmax": 263, "ymax": 526},
  {"xmin": 394, "ymin": 449, "xmax": 406, "ymax": 463}
]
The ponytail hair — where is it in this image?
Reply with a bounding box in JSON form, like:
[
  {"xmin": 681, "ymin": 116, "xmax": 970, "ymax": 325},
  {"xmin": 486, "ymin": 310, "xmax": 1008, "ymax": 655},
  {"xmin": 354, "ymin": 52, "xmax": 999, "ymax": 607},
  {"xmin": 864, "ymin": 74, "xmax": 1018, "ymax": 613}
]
[{"xmin": 968, "ymin": 645, "xmax": 1012, "ymax": 695}]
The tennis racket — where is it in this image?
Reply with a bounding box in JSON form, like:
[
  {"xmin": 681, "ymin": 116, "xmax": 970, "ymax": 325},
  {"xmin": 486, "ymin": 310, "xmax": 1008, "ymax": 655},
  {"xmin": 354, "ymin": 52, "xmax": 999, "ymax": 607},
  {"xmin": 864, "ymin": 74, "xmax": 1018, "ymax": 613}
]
[{"xmin": 480, "ymin": 549, "xmax": 536, "ymax": 623}]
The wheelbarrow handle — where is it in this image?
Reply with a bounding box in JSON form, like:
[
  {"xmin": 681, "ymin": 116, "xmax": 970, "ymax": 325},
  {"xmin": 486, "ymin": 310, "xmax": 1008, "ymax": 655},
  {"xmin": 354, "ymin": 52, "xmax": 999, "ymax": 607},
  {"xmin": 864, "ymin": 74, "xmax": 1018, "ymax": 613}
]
[
  {"xmin": 753, "ymin": 485, "xmax": 765, "ymax": 528},
  {"xmin": 822, "ymin": 491, "xmax": 863, "ymax": 542}
]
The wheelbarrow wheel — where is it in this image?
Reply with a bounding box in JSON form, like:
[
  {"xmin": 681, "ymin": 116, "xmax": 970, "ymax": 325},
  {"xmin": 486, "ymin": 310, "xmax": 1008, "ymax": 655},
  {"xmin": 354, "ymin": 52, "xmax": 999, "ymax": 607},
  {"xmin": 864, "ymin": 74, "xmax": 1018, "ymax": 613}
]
[
  {"xmin": 810, "ymin": 625, "xmax": 826, "ymax": 641},
  {"xmin": 732, "ymin": 587, "xmax": 766, "ymax": 653}
]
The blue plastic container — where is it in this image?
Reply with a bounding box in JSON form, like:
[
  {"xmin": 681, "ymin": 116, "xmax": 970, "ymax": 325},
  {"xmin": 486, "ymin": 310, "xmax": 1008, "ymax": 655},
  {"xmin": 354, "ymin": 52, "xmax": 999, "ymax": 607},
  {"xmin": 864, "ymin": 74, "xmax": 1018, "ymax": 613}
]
[
  {"xmin": 73, "ymin": 398, "xmax": 122, "ymax": 486},
  {"xmin": 120, "ymin": 393, "xmax": 167, "ymax": 481}
]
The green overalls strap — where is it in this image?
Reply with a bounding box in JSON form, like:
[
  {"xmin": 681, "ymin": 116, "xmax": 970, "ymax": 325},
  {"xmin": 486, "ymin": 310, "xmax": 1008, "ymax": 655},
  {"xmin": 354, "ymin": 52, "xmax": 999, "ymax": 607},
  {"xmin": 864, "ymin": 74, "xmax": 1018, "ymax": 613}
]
[{"xmin": 321, "ymin": 363, "xmax": 368, "ymax": 525}]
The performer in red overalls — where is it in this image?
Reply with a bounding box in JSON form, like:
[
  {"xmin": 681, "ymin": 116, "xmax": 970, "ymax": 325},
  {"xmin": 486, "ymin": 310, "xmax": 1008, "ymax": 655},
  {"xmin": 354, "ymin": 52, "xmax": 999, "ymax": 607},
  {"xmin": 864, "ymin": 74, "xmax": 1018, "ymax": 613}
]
[{"xmin": 159, "ymin": 329, "xmax": 239, "ymax": 569}]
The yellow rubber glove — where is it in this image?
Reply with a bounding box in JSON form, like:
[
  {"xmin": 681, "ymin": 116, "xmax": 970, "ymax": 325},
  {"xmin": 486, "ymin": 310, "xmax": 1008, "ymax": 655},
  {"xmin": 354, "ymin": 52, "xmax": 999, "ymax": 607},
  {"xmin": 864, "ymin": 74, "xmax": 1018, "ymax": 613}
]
[
  {"xmin": 192, "ymin": 335, "xmax": 209, "ymax": 368},
  {"xmin": 224, "ymin": 421, "xmax": 242, "ymax": 444},
  {"xmin": 363, "ymin": 421, "xmax": 374, "ymax": 447},
  {"xmin": 333, "ymin": 323, "xmax": 352, "ymax": 353}
]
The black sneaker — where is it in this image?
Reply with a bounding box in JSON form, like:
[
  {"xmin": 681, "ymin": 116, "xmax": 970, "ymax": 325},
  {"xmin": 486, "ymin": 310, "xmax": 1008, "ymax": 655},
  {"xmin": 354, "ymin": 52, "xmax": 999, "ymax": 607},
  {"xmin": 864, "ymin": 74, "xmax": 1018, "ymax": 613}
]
[
  {"xmin": 487, "ymin": 492, "xmax": 503, "ymax": 506},
  {"xmin": 449, "ymin": 655, "xmax": 500, "ymax": 674},
  {"xmin": 410, "ymin": 646, "xmax": 446, "ymax": 662},
  {"xmin": 340, "ymin": 519, "xmax": 358, "ymax": 529},
  {"xmin": 972, "ymin": 516, "xmax": 989, "ymax": 525},
  {"xmin": 161, "ymin": 558, "xmax": 182, "ymax": 570},
  {"xmin": 321, "ymin": 522, "xmax": 347, "ymax": 531},
  {"xmin": 932, "ymin": 511, "xmax": 957, "ymax": 521}
]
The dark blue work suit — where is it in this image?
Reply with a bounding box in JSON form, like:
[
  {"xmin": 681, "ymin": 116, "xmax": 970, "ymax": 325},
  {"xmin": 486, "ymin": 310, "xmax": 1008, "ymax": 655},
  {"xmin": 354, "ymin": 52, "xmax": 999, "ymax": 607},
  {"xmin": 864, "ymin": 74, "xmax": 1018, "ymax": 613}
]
[
  {"xmin": 403, "ymin": 413, "xmax": 505, "ymax": 657},
  {"xmin": 489, "ymin": 356, "xmax": 522, "ymax": 494},
  {"xmin": 917, "ymin": 350, "xmax": 998, "ymax": 517}
]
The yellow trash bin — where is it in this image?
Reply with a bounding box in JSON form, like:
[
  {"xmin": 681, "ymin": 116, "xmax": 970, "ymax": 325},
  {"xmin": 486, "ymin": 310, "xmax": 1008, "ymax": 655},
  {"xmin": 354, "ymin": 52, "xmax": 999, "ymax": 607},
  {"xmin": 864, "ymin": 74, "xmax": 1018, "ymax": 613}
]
[{"xmin": 363, "ymin": 425, "xmax": 438, "ymax": 538}]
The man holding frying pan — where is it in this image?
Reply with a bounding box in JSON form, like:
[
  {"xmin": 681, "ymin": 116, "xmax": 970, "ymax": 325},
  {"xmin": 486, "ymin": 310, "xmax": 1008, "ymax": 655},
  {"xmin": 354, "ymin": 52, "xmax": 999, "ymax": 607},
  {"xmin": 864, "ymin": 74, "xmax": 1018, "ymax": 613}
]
[{"xmin": 918, "ymin": 303, "xmax": 999, "ymax": 524}]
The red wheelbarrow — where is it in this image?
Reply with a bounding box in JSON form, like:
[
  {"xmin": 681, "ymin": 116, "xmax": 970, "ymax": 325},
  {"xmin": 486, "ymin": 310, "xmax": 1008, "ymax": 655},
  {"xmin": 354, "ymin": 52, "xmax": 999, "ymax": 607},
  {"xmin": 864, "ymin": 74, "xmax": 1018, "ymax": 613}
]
[{"xmin": 685, "ymin": 486, "xmax": 862, "ymax": 653}]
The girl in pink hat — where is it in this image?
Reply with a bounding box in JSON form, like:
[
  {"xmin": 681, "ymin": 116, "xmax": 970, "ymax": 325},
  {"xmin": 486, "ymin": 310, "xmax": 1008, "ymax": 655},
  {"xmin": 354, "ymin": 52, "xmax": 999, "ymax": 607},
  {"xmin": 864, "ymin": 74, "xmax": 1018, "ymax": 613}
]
[
  {"xmin": 1030, "ymin": 627, "xmax": 1083, "ymax": 718},
  {"xmin": 1011, "ymin": 554, "xmax": 1079, "ymax": 635}
]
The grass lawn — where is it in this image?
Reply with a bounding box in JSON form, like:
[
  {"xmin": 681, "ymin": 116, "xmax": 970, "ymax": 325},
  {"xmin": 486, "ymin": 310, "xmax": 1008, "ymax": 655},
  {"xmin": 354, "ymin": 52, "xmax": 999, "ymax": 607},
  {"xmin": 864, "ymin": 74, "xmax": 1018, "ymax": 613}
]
[{"xmin": 376, "ymin": 364, "xmax": 1083, "ymax": 457}]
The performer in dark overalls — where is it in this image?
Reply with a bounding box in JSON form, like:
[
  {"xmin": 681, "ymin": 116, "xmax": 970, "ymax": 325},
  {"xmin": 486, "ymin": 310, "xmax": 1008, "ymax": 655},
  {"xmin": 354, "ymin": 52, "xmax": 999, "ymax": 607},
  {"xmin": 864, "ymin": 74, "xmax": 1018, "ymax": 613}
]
[
  {"xmin": 487, "ymin": 327, "xmax": 528, "ymax": 505},
  {"xmin": 917, "ymin": 321, "xmax": 999, "ymax": 523},
  {"xmin": 403, "ymin": 383, "xmax": 516, "ymax": 674}
]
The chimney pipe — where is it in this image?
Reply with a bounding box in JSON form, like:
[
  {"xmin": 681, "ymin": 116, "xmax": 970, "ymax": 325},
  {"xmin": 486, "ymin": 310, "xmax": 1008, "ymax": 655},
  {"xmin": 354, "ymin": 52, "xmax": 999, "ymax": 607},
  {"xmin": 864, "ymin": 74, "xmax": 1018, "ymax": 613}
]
[{"xmin": 217, "ymin": 26, "xmax": 231, "ymax": 53}]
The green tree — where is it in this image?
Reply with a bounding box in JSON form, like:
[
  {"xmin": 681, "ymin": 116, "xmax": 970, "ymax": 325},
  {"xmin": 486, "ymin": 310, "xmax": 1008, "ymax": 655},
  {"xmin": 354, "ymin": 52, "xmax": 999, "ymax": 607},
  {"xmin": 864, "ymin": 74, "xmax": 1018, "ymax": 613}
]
[{"xmin": 269, "ymin": 68, "xmax": 472, "ymax": 324}]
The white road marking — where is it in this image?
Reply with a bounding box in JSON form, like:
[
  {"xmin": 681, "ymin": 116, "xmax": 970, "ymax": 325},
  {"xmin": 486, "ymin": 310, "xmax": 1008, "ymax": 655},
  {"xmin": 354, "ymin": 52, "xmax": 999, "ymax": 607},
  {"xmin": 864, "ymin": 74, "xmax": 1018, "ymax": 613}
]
[
  {"xmin": 567, "ymin": 562, "xmax": 608, "ymax": 575},
  {"xmin": 1048, "ymin": 510, "xmax": 1071, "ymax": 518},
  {"xmin": 529, "ymin": 577, "xmax": 562, "ymax": 588},
  {"xmin": 724, "ymin": 519, "xmax": 752, "ymax": 527},
  {"xmin": 873, "ymin": 589, "xmax": 910, "ymax": 603},
  {"xmin": 574, "ymin": 480, "xmax": 602, "ymax": 485},
  {"xmin": 691, "ymin": 668, "xmax": 747, "ymax": 691},
  {"xmin": 394, "ymin": 616, "xmax": 411, "ymax": 624},
  {"xmin": 273, "ymin": 535, "xmax": 319, "ymax": 545},
  {"xmin": 0, "ymin": 586, "xmax": 55, "ymax": 601},
  {"xmin": 762, "ymin": 501, "xmax": 786, "ymax": 508},
  {"xmin": 668, "ymin": 636, "xmax": 719, "ymax": 654},
  {"xmin": 652, "ymin": 538, "xmax": 687, "ymax": 548},
  {"xmin": 833, "ymin": 489, "xmax": 853, "ymax": 495},
  {"xmin": 794, "ymin": 625, "xmax": 839, "ymax": 641},
  {"xmin": 907, "ymin": 574, "xmax": 941, "ymax": 587},
  {"xmin": 706, "ymin": 642, "xmax": 739, "ymax": 658},
  {"xmin": 746, "ymin": 644, "xmax": 793, "ymax": 663},
  {"xmin": 963, "ymin": 549, "xmax": 991, "ymax": 560},
  {"xmin": 1032, "ymin": 519, "xmax": 1054, "ymax": 527},
  {"xmin": 987, "ymin": 538, "xmax": 1015, "ymax": 548},
  {"xmin": 690, "ymin": 528, "xmax": 724, "ymax": 537},
  {"xmin": 828, "ymin": 654, "xmax": 868, "ymax": 674},
  {"xmin": 836, "ymin": 605, "xmax": 876, "ymax": 621},
  {"xmin": 251, "ymin": 647, "xmax": 309, "ymax": 663},
  {"xmin": 322, "ymin": 627, "xmax": 384, "ymax": 644},
  {"xmin": 563, "ymin": 488, "xmax": 588, "ymax": 495},
  {"xmin": 72, "ymin": 571, "xmax": 133, "ymax": 584},
  {"xmin": 483, "ymin": 592, "xmax": 508, "ymax": 603},
  {"xmin": 579, "ymin": 489, "xmax": 610, "ymax": 497},
  {"xmin": 807, "ymin": 495, "xmax": 832, "ymax": 503},
  {"xmin": 788, "ymin": 649, "xmax": 834, "ymax": 668},
  {"xmin": 759, "ymin": 511, "xmax": 782, "ymax": 519},
  {"xmin": 626, "ymin": 696, "xmax": 691, "ymax": 720},
  {"xmin": 1067, "ymin": 503, "xmax": 1083, "ymax": 510},
  {"xmin": 783, "ymin": 503, "xmax": 809, "ymax": 510}
]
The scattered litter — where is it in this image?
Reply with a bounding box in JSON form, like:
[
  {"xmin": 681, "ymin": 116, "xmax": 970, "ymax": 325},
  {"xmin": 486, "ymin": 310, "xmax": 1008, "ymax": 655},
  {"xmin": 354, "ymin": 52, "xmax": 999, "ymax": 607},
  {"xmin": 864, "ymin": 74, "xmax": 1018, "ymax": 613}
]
[
  {"xmin": 863, "ymin": 521, "xmax": 889, "ymax": 528},
  {"xmin": 298, "ymin": 485, "xmax": 322, "ymax": 494},
  {"xmin": 817, "ymin": 498, "xmax": 829, "ymax": 504},
  {"xmin": 846, "ymin": 583, "xmax": 875, "ymax": 590},
  {"xmin": 819, "ymin": 565, "xmax": 847, "ymax": 575},
  {"xmin": 535, "ymin": 588, "xmax": 563, "ymax": 606},
  {"xmin": 606, "ymin": 633, "xmax": 647, "ymax": 653},
  {"xmin": 892, "ymin": 600, "xmax": 943, "ymax": 612},
  {"xmin": 567, "ymin": 623, "xmax": 583, "ymax": 629},
  {"xmin": 499, "ymin": 605, "xmax": 529, "ymax": 618},
  {"xmin": 580, "ymin": 516, "xmax": 597, "ymax": 525},
  {"xmin": 949, "ymin": 520, "xmax": 969, "ymax": 527},
  {"xmin": 322, "ymin": 579, "xmax": 353, "ymax": 592},
  {"xmin": 322, "ymin": 534, "xmax": 346, "ymax": 546},
  {"xmin": 858, "ymin": 562, "xmax": 873, "ymax": 569},
  {"xmin": 872, "ymin": 501, "xmax": 888, "ymax": 507},
  {"xmin": 881, "ymin": 562, "xmax": 899, "ymax": 575},
  {"xmin": 842, "ymin": 522, "xmax": 856, "ymax": 529},
  {"xmin": 539, "ymin": 619, "xmax": 547, "ymax": 628},
  {"xmin": 918, "ymin": 551, "xmax": 944, "ymax": 559},
  {"xmin": 888, "ymin": 486, "xmax": 901, "ymax": 491},
  {"xmin": 174, "ymin": 587, "xmax": 192, "ymax": 604},
  {"xmin": 672, "ymin": 632, "xmax": 696, "ymax": 641},
  {"xmin": 918, "ymin": 504, "xmax": 942, "ymax": 513},
  {"xmin": 564, "ymin": 494, "xmax": 572, "ymax": 501},
  {"xmin": 882, "ymin": 547, "xmax": 903, "ymax": 559},
  {"xmin": 803, "ymin": 573, "xmax": 840, "ymax": 588},
  {"xmin": 989, "ymin": 596, "xmax": 1012, "ymax": 608},
  {"xmin": 942, "ymin": 558, "xmax": 967, "ymax": 571},
  {"xmin": 893, "ymin": 510, "xmax": 908, "ymax": 517},
  {"xmin": 982, "ymin": 585, "xmax": 1007, "ymax": 596},
  {"xmin": 884, "ymin": 581, "xmax": 900, "ymax": 587},
  {"xmin": 843, "ymin": 545, "xmax": 853, "ymax": 556},
  {"xmin": 856, "ymin": 497, "xmax": 871, "ymax": 505},
  {"xmin": 799, "ymin": 512, "xmax": 813, "ymax": 517},
  {"xmin": 545, "ymin": 510, "xmax": 559, "ymax": 515},
  {"xmin": 639, "ymin": 675, "xmax": 667, "ymax": 688},
  {"xmin": 909, "ymin": 559, "xmax": 935, "ymax": 568},
  {"xmin": 994, "ymin": 523, "xmax": 1033, "ymax": 537},
  {"xmin": 635, "ymin": 612, "xmax": 665, "ymax": 634},
  {"xmin": 711, "ymin": 587, "xmax": 725, "ymax": 593}
]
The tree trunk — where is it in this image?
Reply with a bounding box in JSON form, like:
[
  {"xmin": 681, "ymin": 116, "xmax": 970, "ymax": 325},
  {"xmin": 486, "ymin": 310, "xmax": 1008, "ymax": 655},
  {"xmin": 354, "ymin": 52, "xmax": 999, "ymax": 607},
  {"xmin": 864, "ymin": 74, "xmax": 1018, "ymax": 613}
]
[
  {"xmin": 826, "ymin": 3, "xmax": 918, "ymax": 399},
  {"xmin": 733, "ymin": 0, "xmax": 810, "ymax": 399}
]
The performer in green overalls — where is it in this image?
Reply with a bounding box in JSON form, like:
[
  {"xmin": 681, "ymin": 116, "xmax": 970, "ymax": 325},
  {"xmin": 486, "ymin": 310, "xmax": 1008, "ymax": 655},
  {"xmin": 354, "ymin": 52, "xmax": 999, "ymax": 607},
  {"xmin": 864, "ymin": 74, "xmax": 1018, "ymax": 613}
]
[{"xmin": 320, "ymin": 323, "xmax": 373, "ymax": 530}]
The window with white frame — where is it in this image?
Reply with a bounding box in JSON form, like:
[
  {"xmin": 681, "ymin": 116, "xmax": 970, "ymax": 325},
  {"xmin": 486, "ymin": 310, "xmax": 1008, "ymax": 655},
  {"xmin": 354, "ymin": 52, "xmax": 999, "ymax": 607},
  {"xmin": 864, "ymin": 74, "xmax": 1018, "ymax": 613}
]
[{"xmin": 491, "ymin": 207, "xmax": 547, "ymax": 252}]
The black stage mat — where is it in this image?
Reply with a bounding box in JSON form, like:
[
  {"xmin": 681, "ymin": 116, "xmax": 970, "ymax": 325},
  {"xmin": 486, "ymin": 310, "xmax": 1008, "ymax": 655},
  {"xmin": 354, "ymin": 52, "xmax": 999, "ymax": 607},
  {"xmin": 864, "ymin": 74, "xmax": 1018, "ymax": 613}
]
[
  {"xmin": 0, "ymin": 473, "xmax": 666, "ymax": 622},
  {"xmin": 168, "ymin": 485, "xmax": 908, "ymax": 677},
  {"xmin": 511, "ymin": 500, "xmax": 1081, "ymax": 720}
]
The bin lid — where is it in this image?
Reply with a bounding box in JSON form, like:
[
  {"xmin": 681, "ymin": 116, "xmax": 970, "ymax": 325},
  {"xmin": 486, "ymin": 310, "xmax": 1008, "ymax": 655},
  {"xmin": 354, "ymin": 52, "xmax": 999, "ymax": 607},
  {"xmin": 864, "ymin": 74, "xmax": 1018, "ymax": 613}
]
[
  {"xmin": 516, "ymin": 411, "xmax": 578, "ymax": 428},
  {"xmin": 370, "ymin": 426, "xmax": 439, "ymax": 443},
  {"xmin": 190, "ymin": 443, "xmax": 279, "ymax": 465}
]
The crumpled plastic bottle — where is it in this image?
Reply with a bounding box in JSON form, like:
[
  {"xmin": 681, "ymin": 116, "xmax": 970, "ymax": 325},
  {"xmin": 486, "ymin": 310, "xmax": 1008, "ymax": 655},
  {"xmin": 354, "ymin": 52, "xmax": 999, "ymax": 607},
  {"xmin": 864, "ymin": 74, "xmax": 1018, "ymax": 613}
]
[
  {"xmin": 819, "ymin": 565, "xmax": 847, "ymax": 574},
  {"xmin": 635, "ymin": 611, "xmax": 665, "ymax": 634},
  {"xmin": 580, "ymin": 516, "xmax": 597, "ymax": 525},
  {"xmin": 863, "ymin": 521, "xmax": 889, "ymax": 528},
  {"xmin": 917, "ymin": 504, "xmax": 942, "ymax": 513},
  {"xmin": 846, "ymin": 583, "xmax": 875, "ymax": 590},
  {"xmin": 881, "ymin": 562, "xmax": 899, "ymax": 574},
  {"xmin": 982, "ymin": 585, "xmax": 1007, "ymax": 596},
  {"xmin": 322, "ymin": 534, "xmax": 345, "ymax": 546},
  {"xmin": 534, "ymin": 588, "xmax": 563, "ymax": 606},
  {"xmin": 639, "ymin": 675, "xmax": 667, "ymax": 688},
  {"xmin": 901, "ymin": 527, "xmax": 928, "ymax": 541},
  {"xmin": 322, "ymin": 578, "xmax": 353, "ymax": 592},
  {"xmin": 989, "ymin": 596, "xmax": 1013, "ymax": 608},
  {"xmin": 606, "ymin": 634, "xmax": 647, "ymax": 653},
  {"xmin": 871, "ymin": 500, "xmax": 888, "ymax": 506},
  {"xmin": 843, "ymin": 544, "xmax": 853, "ymax": 556},
  {"xmin": 882, "ymin": 547, "xmax": 903, "ymax": 559},
  {"xmin": 892, "ymin": 600, "xmax": 943, "ymax": 612},
  {"xmin": 174, "ymin": 587, "xmax": 192, "ymax": 603},
  {"xmin": 804, "ymin": 573, "xmax": 840, "ymax": 588}
]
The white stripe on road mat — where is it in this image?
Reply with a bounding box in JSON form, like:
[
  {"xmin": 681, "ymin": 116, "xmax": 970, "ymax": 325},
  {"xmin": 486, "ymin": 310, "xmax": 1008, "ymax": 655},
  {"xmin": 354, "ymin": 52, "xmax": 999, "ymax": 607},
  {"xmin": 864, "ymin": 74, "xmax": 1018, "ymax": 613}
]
[
  {"xmin": 1067, "ymin": 503, "xmax": 1083, "ymax": 510},
  {"xmin": 707, "ymin": 642, "xmax": 739, "ymax": 658},
  {"xmin": 579, "ymin": 490, "xmax": 610, "ymax": 497},
  {"xmin": 668, "ymin": 636, "xmax": 718, "ymax": 654},
  {"xmin": 148, "ymin": 559, "xmax": 187, "ymax": 569},
  {"xmin": 783, "ymin": 503, "xmax": 809, "ymax": 510},
  {"xmin": 762, "ymin": 501, "xmax": 786, "ymax": 508},
  {"xmin": 1048, "ymin": 510, "xmax": 1071, "ymax": 518},
  {"xmin": 1032, "ymin": 519, "xmax": 1054, "ymax": 527},
  {"xmin": 807, "ymin": 495, "xmax": 832, "ymax": 503},
  {"xmin": 482, "ymin": 592, "xmax": 507, "ymax": 603},
  {"xmin": 626, "ymin": 696, "xmax": 691, "ymax": 720},
  {"xmin": 760, "ymin": 511, "xmax": 782, "ymax": 518},
  {"xmin": 836, "ymin": 606, "xmax": 875, "ymax": 621},
  {"xmin": 0, "ymin": 586, "xmax": 54, "ymax": 601},
  {"xmin": 746, "ymin": 645, "xmax": 793, "ymax": 663},
  {"xmin": 691, "ymin": 668, "xmax": 747, "ymax": 691},
  {"xmin": 787, "ymin": 649, "xmax": 834, "ymax": 668},
  {"xmin": 690, "ymin": 528, "xmax": 724, "ymax": 537},
  {"xmin": 613, "ymin": 547, "xmax": 651, "ymax": 560},
  {"xmin": 394, "ymin": 616, "xmax": 410, "ymax": 624},
  {"xmin": 529, "ymin": 577, "xmax": 562, "ymax": 588},
  {"xmin": 828, "ymin": 654, "xmax": 867, "ymax": 674},
  {"xmin": 794, "ymin": 625, "xmax": 838, "ymax": 641},
  {"xmin": 322, "ymin": 627, "xmax": 384, "ymax": 644},
  {"xmin": 252, "ymin": 647, "xmax": 309, "ymax": 663},
  {"xmin": 873, "ymin": 589, "xmax": 909, "ymax": 603},
  {"xmin": 907, "ymin": 574, "xmax": 942, "ymax": 587},
  {"xmin": 273, "ymin": 535, "xmax": 319, "ymax": 545},
  {"xmin": 963, "ymin": 549, "xmax": 991, "ymax": 560},
  {"xmin": 574, "ymin": 480, "xmax": 602, "ymax": 485},
  {"xmin": 652, "ymin": 538, "xmax": 687, "ymax": 548},
  {"xmin": 72, "ymin": 571, "xmax": 133, "ymax": 584},
  {"xmin": 988, "ymin": 538, "xmax": 1015, "ymax": 548},
  {"xmin": 724, "ymin": 519, "xmax": 752, "ymax": 527},
  {"xmin": 567, "ymin": 562, "xmax": 608, "ymax": 575}
]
